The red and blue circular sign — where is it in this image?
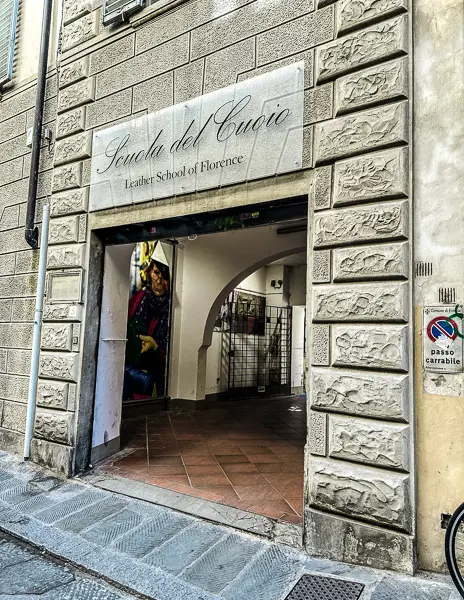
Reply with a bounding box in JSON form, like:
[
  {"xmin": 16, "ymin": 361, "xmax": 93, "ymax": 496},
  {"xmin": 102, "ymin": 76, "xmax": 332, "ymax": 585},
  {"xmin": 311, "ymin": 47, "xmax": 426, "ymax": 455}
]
[{"xmin": 427, "ymin": 316, "xmax": 458, "ymax": 343}]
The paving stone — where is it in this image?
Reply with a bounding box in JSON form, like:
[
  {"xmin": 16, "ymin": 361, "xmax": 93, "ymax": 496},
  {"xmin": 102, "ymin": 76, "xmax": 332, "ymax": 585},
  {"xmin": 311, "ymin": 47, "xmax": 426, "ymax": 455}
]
[
  {"xmin": 112, "ymin": 512, "xmax": 192, "ymax": 558},
  {"xmin": 0, "ymin": 539, "xmax": 35, "ymax": 569},
  {"xmin": 0, "ymin": 483, "xmax": 43, "ymax": 506},
  {"xmin": 222, "ymin": 546, "xmax": 304, "ymax": 600},
  {"xmin": 0, "ymin": 476, "xmax": 24, "ymax": 494},
  {"xmin": 56, "ymin": 496, "xmax": 128, "ymax": 534},
  {"xmin": 41, "ymin": 579, "xmax": 125, "ymax": 600},
  {"xmin": 82, "ymin": 509, "xmax": 143, "ymax": 546},
  {"xmin": 182, "ymin": 534, "xmax": 262, "ymax": 593},
  {"xmin": 0, "ymin": 470, "xmax": 13, "ymax": 483},
  {"xmin": 144, "ymin": 522, "xmax": 225, "ymax": 574},
  {"xmin": 371, "ymin": 575, "xmax": 453, "ymax": 600},
  {"xmin": 14, "ymin": 484, "xmax": 82, "ymax": 515},
  {"xmin": 0, "ymin": 557, "xmax": 74, "ymax": 595},
  {"xmin": 34, "ymin": 490, "xmax": 104, "ymax": 524}
]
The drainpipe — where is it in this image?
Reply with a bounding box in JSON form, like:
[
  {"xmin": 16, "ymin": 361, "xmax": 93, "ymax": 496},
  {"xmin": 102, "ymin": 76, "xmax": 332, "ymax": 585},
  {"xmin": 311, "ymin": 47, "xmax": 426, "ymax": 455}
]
[
  {"xmin": 24, "ymin": 204, "xmax": 50, "ymax": 460},
  {"xmin": 25, "ymin": 0, "xmax": 54, "ymax": 249}
]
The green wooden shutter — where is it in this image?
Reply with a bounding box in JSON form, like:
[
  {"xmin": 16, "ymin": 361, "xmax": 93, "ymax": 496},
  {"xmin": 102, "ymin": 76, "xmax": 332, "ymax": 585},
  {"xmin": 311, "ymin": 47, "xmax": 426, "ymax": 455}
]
[
  {"xmin": 102, "ymin": 0, "xmax": 145, "ymax": 26},
  {"xmin": 0, "ymin": 0, "xmax": 19, "ymax": 86}
]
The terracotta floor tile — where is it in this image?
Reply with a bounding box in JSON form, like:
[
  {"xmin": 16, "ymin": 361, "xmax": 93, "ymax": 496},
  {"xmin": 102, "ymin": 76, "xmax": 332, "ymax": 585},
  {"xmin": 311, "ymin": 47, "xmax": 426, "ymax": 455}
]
[
  {"xmin": 234, "ymin": 485, "xmax": 284, "ymax": 502},
  {"xmin": 148, "ymin": 449, "xmax": 180, "ymax": 457},
  {"xmin": 226, "ymin": 473, "xmax": 267, "ymax": 486},
  {"xmin": 183, "ymin": 455, "xmax": 218, "ymax": 466},
  {"xmin": 212, "ymin": 446, "xmax": 244, "ymax": 456},
  {"xmin": 285, "ymin": 497, "xmax": 303, "ymax": 516},
  {"xmin": 221, "ymin": 463, "xmax": 259, "ymax": 474},
  {"xmin": 190, "ymin": 474, "xmax": 231, "ymax": 488},
  {"xmin": 185, "ymin": 464, "xmax": 224, "ymax": 476},
  {"xmin": 264, "ymin": 474, "xmax": 304, "ymax": 487},
  {"xmin": 216, "ymin": 455, "xmax": 250, "ymax": 465},
  {"xmin": 255, "ymin": 462, "xmax": 302, "ymax": 474},
  {"xmin": 149, "ymin": 475, "xmax": 191, "ymax": 487},
  {"xmin": 280, "ymin": 513, "xmax": 302, "ymax": 524},
  {"xmin": 239, "ymin": 446, "xmax": 273, "ymax": 455},
  {"xmin": 180, "ymin": 445, "xmax": 214, "ymax": 456},
  {"xmin": 146, "ymin": 465, "xmax": 187, "ymax": 476},
  {"xmin": 244, "ymin": 499, "xmax": 296, "ymax": 519},
  {"xmin": 175, "ymin": 433, "xmax": 205, "ymax": 441},
  {"xmin": 194, "ymin": 486, "xmax": 239, "ymax": 502},
  {"xmin": 247, "ymin": 453, "xmax": 283, "ymax": 464},
  {"xmin": 148, "ymin": 455, "xmax": 183, "ymax": 466}
]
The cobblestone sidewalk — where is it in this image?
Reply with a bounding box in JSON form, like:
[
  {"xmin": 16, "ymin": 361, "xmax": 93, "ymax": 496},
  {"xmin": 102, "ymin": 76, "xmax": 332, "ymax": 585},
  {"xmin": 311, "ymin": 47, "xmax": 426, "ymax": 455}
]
[{"xmin": 0, "ymin": 452, "xmax": 459, "ymax": 600}]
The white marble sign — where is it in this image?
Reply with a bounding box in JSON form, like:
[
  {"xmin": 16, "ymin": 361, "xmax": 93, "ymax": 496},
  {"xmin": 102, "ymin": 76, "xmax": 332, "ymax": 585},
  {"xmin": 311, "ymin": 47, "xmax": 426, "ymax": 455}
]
[
  {"xmin": 48, "ymin": 271, "xmax": 83, "ymax": 303},
  {"xmin": 89, "ymin": 63, "xmax": 304, "ymax": 212}
]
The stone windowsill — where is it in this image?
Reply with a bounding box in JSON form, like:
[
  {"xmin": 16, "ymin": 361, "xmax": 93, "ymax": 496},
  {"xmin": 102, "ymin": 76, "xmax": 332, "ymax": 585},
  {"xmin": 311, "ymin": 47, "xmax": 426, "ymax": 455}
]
[{"xmin": 130, "ymin": 0, "xmax": 190, "ymax": 28}]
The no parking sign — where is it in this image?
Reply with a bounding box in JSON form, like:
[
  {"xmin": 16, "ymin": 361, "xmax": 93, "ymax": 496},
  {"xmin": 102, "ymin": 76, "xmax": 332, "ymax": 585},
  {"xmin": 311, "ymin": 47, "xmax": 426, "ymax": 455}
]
[{"xmin": 423, "ymin": 306, "xmax": 463, "ymax": 373}]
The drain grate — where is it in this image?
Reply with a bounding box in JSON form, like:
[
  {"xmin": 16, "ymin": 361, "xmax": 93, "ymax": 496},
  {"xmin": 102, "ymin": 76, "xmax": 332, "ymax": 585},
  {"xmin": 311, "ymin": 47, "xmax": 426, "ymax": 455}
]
[{"xmin": 285, "ymin": 574, "xmax": 365, "ymax": 600}]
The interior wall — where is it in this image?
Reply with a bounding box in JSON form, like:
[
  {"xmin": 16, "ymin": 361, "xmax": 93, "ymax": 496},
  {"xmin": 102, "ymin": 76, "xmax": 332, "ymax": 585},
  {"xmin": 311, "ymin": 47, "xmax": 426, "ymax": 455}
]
[
  {"xmin": 291, "ymin": 306, "xmax": 305, "ymax": 392},
  {"xmin": 290, "ymin": 266, "xmax": 307, "ymax": 306},
  {"xmin": 169, "ymin": 225, "xmax": 306, "ymax": 402}
]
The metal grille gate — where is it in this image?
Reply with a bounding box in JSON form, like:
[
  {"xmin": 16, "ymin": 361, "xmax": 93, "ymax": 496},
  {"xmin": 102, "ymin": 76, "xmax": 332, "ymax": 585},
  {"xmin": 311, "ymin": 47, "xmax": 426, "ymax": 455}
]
[{"xmin": 224, "ymin": 293, "xmax": 292, "ymax": 398}]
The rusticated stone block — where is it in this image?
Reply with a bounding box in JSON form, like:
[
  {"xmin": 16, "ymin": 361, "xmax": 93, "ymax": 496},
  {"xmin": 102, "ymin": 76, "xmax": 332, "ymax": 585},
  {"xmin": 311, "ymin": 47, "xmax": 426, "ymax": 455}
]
[
  {"xmin": 315, "ymin": 102, "xmax": 408, "ymax": 164},
  {"xmin": 309, "ymin": 411, "xmax": 327, "ymax": 456},
  {"xmin": 303, "ymin": 125, "xmax": 313, "ymax": 169},
  {"xmin": 55, "ymin": 132, "xmax": 91, "ymax": 166},
  {"xmin": 11, "ymin": 298, "xmax": 35, "ymax": 321},
  {"xmin": 174, "ymin": 62, "xmax": 202, "ymax": 105},
  {"xmin": 314, "ymin": 201, "xmax": 408, "ymax": 248},
  {"xmin": 78, "ymin": 214, "xmax": 87, "ymax": 243},
  {"xmin": 329, "ymin": 416, "xmax": 409, "ymax": 470},
  {"xmin": 333, "ymin": 242, "xmax": 408, "ymax": 281},
  {"xmin": 335, "ymin": 58, "xmax": 408, "ymax": 115},
  {"xmin": 304, "ymin": 84, "xmax": 334, "ymax": 126},
  {"xmin": 312, "ymin": 324, "xmax": 330, "ymax": 366},
  {"xmin": 39, "ymin": 352, "xmax": 79, "ymax": 382},
  {"xmin": 255, "ymin": 5, "xmax": 333, "ymax": 66},
  {"xmin": 309, "ymin": 457, "xmax": 411, "ymax": 531},
  {"xmin": 0, "ymin": 323, "xmax": 33, "ymax": 349},
  {"xmin": 85, "ymin": 88, "xmax": 132, "ymax": 130},
  {"xmin": 63, "ymin": 0, "xmax": 91, "ymax": 25},
  {"xmin": 41, "ymin": 323, "xmax": 73, "ymax": 351},
  {"xmin": 204, "ymin": 38, "xmax": 255, "ymax": 94},
  {"xmin": 58, "ymin": 78, "xmax": 95, "ymax": 114},
  {"xmin": 0, "ymin": 349, "xmax": 6, "ymax": 371},
  {"xmin": 90, "ymin": 34, "xmax": 135, "ymax": 76},
  {"xmin": 62, "ymin": 12, "xmax": 98, "ymax": 52},
  {"xmin": 37, "ymin": 380, "xmax": 69, "ymax": 410},
  {"xmin": 57, "ymin": 107, "xmax": 86, "ymax": 140},
  {"xmin": 49, "ymin": 216, "xmax": 80, "ymax": 245},
  {"xmin": 59, "ymin": 57, "xmax": 89, "ymax": 89},
  {"xmin": 313, "ymin": 166, "xmax": 332, "ymax": 210},
  {"xmin": 313, "ymin": 250, "xmax": 331, "ymax": 283},
  {"xmin": 35, "ymin": 409, "xmax": 74, "ymax": 445},
  {"xmin": 334, "ymin": 147, "xmax": 408, "ymax": 205},
  {"xmin": 7, "ymin": 349, "xmax": 31, "ymax": 376},
  {"xmin": 0, "ymin": 374, "xmax": 29, "ymax": 401},
  {"xmin": 316, "ymin": 15, "xmax": 407, "ymax": 82},
  {"xmin": 332, "ymin": 324, "xmax": 408, "ymax": 371},
  {"xmin": 311, "ymin": 367, "xmax": 408, "ymax": 421},
  {"xmin": 43, "ymin": 304, "xmax": 83, "ymax": 322},
  {"xmin": 2, "ymin": 400, "xmax": 27, "ymax": 433},
  {"xmin": 239, "ymin": 48, "xmax": 314, "ymax": 89},
  {"xmin": 52, "ymin": 163, "xmax": 83, "ymax": 193},
  {"xmin": 337, "ymin": 0, "xmax": 407, "ymax": 34},
  {"xmin": 313, "ymin": 282, "xmax": 408, "ymax": 322},
  {"xmin": 30, "ymin": 438, "xmax": 73, "ymax": 476},
  {"xmin": 72, "ymin": 323, "xmax": 81, "ymax": 352},
  {"xmin": 305, "ymin": 509, "xmax": 414, "ymax": 574},
  {"xmin": 0, "ymin": 299, "xmax": 11, "ymax": 322},
  {"xmin": 51, "ymin": 188, "xmax": 89, "ymax": 217},
  {"xmin": 47, "ymin": 244, "xmax": 86, "ymax": 269}
]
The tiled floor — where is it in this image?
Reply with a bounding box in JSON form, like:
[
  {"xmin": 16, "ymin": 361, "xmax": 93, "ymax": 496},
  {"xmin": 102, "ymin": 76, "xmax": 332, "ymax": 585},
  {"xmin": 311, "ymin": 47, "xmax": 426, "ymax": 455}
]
[{"xmin": 99, "ymin": 395, "xmax": 306, "ymax": 523}]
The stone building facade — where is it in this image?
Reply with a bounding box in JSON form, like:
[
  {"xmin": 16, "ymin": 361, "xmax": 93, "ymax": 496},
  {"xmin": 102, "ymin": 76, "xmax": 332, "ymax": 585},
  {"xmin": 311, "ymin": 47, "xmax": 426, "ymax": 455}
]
[{"xmin": 1, "ymin": 0, "xmax": 463, "ymax": 578}]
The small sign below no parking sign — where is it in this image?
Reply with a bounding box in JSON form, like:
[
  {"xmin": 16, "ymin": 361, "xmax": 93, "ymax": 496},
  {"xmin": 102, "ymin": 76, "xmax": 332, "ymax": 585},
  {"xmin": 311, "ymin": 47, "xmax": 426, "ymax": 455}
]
[{"xmin": 423, "ymin": 306, "xmax": 463, "ymax": 373}]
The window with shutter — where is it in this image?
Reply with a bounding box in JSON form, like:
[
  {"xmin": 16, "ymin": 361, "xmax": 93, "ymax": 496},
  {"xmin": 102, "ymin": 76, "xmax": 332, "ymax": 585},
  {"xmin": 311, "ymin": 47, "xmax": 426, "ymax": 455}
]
[
  {"xmin": 102, "ymin": 0, "xmax": 145, "ymax": 26},
  {"xmin": 0, "ymin": 0, "xmax": 19, "ymax": 86}
]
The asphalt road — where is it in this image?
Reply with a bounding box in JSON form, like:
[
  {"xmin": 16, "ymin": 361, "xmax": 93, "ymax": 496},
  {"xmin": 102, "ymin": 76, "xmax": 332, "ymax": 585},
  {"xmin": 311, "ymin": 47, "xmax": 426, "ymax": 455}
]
[{"xmin": 0, "ymin": 533, "xmax": 137, "ymax": 600}]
